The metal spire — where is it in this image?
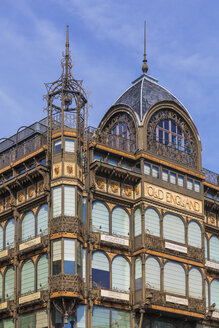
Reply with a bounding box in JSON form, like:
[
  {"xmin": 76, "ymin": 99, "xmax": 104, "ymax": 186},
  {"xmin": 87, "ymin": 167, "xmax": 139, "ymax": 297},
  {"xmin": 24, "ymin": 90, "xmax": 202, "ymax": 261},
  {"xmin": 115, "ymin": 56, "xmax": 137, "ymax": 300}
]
[
  {"xmin": 65, "ymin": 25, "xmax": 70, "ymax": 80},
  {"xmin": 142, "ymin": 21, "xmax": 148, "ymax": 74}
]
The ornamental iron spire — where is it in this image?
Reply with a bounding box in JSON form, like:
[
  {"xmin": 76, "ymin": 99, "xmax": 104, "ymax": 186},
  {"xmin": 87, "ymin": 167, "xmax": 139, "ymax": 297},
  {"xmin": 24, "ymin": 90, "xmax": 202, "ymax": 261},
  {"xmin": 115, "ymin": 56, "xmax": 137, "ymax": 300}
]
[{"xmin": 142, "ymin": 21, "xmax": 148, "ymax": 74}]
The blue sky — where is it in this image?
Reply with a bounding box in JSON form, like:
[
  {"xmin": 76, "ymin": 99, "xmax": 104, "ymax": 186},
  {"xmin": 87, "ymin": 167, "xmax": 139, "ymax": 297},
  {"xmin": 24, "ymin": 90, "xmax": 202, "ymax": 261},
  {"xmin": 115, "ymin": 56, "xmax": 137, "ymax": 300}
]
[{"xmin": 0, "ymin": 0, "xmax": 218, "ymax": 173}]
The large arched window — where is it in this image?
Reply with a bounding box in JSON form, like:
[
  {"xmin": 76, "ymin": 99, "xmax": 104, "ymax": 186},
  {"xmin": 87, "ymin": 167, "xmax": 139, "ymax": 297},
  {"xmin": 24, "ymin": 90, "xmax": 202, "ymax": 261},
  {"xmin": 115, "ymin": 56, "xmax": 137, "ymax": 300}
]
[
  {"xmin": 163, "ymin": 213, "xmax": 185, "ymax": 244},
  {"xmin": 164, "ymin": 261, "xmax": 186, "ymax": 296},
  {"xmin": 188, "ymin": 221, "xmax": 202, "ymax": 248},
  {"xmin": 134, "ymin": 208, "xmax": 141, "ymax": 237},
  {"xmin": 209, "ymin": 235, "xmax": 219, "ymax": 262},
  {"xmin": 211, "ymin": 279, "xmax": 219, "ymax": 310},
  {"xmin": 21, "ymin": 260, "xmax": 34, "ymax": 295},
  {"xmin": 5, "ymin": 218, "xmax": 14, "ymax": 249},
  {"xmin": 5, "ymin": 267, "xmax": 14, "ymax": 300},
  {"xmin": 92, "ymin": 251, "xmax": 110, "ymax": 289},
  {"xmin": 145, "ymin": 257, "xmax": 160, "ymax": 290},
  {"xmin": 112, "ymin": 256, "xmax": 130, "ymax": 292},
  {"xmin": 135, "ymin": 257, "xmax": 142, "ymax": 290},
  {"xmin": 37, "ymin": 255, "xmax": 48, "ymax": 290},
  {"xmin": 189, "ymin": 268, "xmax": 202, "ymax": 299},
  {"xmin": 112, "ymin": 207, "xmax": 129, "ymax": 237},
  {"xmin": 92, "ymin": 201, "xmax": 109, "ymax": 233},
  {"xmin": 145, "ymin": 208, "xmax": 160, "ymax": 236},
  {"xmin": 22, "ymin": 211, "xmax": 35, "ymax": 242},
  {"xmin": 37, "ymin": 204, "xmax": 48, "ymax": 236},
  {"xmin": 147, "ymin": 109, "xmax": 197, "ymax": 169}
]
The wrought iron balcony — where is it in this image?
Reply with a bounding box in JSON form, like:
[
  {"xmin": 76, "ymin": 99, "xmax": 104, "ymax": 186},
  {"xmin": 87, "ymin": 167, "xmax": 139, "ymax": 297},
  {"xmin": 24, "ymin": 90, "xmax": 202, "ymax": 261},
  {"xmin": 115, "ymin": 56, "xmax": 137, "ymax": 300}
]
[
  {"xmin": 50, "ymin": 215, "xmax": 84, "ymax": 236},
  {"xmin": 49, "ymin": 274, "xmax": 84, "ymax": 295},
  {"xmin": 203, "ymin": 168, "xmax": 219, "ymax": 186}
]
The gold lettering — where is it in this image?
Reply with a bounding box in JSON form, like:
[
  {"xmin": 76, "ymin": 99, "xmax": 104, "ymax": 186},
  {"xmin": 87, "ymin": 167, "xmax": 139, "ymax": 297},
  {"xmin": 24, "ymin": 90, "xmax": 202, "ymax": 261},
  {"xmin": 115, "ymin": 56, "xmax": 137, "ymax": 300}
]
[
  {"xmin": 166, "ymin": 192, "xmax": 172, "ymax": 203},
  {"xmin": 148, "ymin": 186, "xmax": 154, "ymax": 197},
  {"xmin": 158, "ymin": 189, "xmax": 164, "ymax": 200}
]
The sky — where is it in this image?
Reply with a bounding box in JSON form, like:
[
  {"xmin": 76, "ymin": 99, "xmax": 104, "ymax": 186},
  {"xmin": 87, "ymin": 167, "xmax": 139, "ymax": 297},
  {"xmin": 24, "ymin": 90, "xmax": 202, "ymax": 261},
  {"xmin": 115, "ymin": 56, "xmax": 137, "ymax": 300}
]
[{"xmin": 0, "ymin": 0, "xmax": 218, "ymax": 173}]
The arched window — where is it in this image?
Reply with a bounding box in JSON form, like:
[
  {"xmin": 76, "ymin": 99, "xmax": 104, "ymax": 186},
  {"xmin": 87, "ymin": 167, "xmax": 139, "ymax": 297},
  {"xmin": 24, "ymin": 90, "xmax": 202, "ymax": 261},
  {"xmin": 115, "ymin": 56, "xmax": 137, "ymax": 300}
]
[
  {"xmin": 145, "ymin": 257, "xmax": 160, "ymax": 290},
  {"xmin": 145, "ymin": 208, "xmax": 160, "ymax": 236},
  {"xmin": 211, "ymin": 279, "xmax": 219, "ymax": 310},
  {"xmin": 37, "ymin": 204, "xmax": 48, "ymax": 236},
  {"xmin": 209, "ymin": 235, "xmax": 219, "ymax": 262},
  {"xmin": 188, "ymin": 221, "xmax": 202, "ymax": 248},
  {"xmin": 134, "ymin": 208, "xmax": 141, "ymax": 237},
  {"xmin": 112, "ymin": 256, "xmax": 130, "ymax": 292},
  {"xmin": 112, "ymin": 207, "xmax": 129, "ymax": 237},
  {"xmin": 0, "ymin": 273, "xmax": 2, "ymax": 302},
  {"xmin": 5, "ymin": 218, "xmax": 14, "ymax": 249},
  {"xmin": 205, "ymin": 236, "xmax": 208, "ymax": 259},
  {"xmin": 0, "ymin": 225, "xmax": 3, "ymax": 251},
  {"xmin": 5, "ymin": 267, "xmax": 14, "ymax": 300},
  {"xmin": 22, "ymin": 211, "xmax": 35, "ymax": 242},
  {"xmin": 163, "ymin": 213, "xmax": 185, "ymax": 244},
  {"xmin": 189, "ymin": 268, "xmax": 202, "ymax": 299},
  {"xmin": 21, "ymin": 260, "xmax": 34, "ymax": 295},
  {"xmin": 92, "ymin": 251, "xmax": 110, "ymax": 289},
  {"xmin": 164, "ymin": 261, "xmax": 186, "ymax": 296},
  {"xmin": 135, "ymin": 257, "xmax": 142, "ymax": 290},
  {"xmin": 92, "ymin": 201, "xmax": 109, "ymax": 233},
  {"xmin": 37, "ymin": 254, "xmax": 48, "ymax": 290}
]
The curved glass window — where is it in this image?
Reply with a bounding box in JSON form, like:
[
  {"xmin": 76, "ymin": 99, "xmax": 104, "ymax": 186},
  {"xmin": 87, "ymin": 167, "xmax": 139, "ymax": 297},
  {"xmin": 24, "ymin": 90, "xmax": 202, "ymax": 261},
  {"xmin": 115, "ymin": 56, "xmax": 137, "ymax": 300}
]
[
  {"xmin": 112, "ymin": 207, "xmax": 129, "ymax": 237},
  {"xmin": 37, "ymin": 204, "xmax": 48, "ymax": 236},
  {"xmin": 37, "ymin": 254, "xmax": 48, "ymax": 290},
  {"xmin": 134, "ymin": 208, "xmax": 141, "ymax": 237},
  {"xmin": 21, "ymin": 260, "xmax": 34, "ymax": 295},
  {"xmin": 92, "ymin": 251, "xmax": 110, "ymax": 289},
  {"xmin": 0, "ymin": 225, "xmax": 3, "ymax": 251},
  {"xmin": 135, "ymin": 257, "xmax": 142, "ymax": 290},
  {"xmin": 5, "ymin": 218, "xmax": 14, "ymax": 249},
  {"xmin": 163, "ymin": 214, "xmax": 185, "ymax": 244},
  {"xmin": 211, "ymin": 279, "xmax": 219, "ymax": 310},
  {"xmin": 188, "ymin": 221, "xmax": 202, "ymax": 248},
  {"xmin": 209, "ymin": 235, "xmax": 219, "ymax": 262},
  {"xmin": 22, "ymin": 211, "xmax": 35, "ymax": 242},
  {"xmin": 5, "ymin": 267, "xmax": 14, "ymax": 300},
  {"xmin": 112, "ymin": 256, "xmax": 130, "ymax": 292},
  {"xmin": 164, "ymin": 261, "xmax": 186, "ymax": 296},
  {"xmin": 189, "ymin": 268, "xmax": 202, "ymax": 299},
  {"xmin": 92, "ymin": 201, "xmax": 109, "ymax": 233},
  {"xmin": 0, "ymin": 273, "xmax": 2, "ymax": 302},
  {"xmin": 145, "ymin": 208, "xmax": 160, "ymax": 236},
  {"xmin": 145, "ymin": 257, "xmax": 160, "ymax": 290}
]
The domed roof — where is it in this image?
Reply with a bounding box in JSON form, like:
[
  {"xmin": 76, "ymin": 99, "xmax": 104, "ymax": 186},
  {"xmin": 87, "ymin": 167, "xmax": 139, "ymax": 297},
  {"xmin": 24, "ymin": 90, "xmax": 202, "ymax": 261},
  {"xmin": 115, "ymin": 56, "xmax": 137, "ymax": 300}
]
[{"xmin": 113, "ymin": 73, "xmax": 190, "ymax": 124}]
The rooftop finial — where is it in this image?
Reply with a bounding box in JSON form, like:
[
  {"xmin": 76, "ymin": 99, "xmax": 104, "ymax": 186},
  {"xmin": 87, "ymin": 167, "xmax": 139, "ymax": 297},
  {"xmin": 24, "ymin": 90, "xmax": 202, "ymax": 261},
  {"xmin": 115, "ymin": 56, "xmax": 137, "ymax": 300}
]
[
  {"xmin": 65, "ymin": 25, "xmax": 70, "ymax": 80},
  {"xmin": 142, "ymin": 21, "xmax": 148, "ymax": 74}
]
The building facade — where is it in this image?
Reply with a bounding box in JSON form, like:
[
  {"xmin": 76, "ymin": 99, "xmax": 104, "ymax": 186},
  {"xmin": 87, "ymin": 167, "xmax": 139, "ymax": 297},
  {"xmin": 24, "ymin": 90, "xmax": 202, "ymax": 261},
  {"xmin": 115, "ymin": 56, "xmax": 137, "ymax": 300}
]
[{"xmin": 0, "ymin": 27, "xmax": 219, "ymax": 328}]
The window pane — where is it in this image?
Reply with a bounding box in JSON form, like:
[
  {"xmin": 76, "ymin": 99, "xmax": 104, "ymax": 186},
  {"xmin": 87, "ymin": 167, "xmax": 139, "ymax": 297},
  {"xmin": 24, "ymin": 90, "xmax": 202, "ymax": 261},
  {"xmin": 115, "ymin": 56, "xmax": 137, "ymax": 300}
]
[
  {"xmin": 54, "ymin": 140, "xmax": 61, "ymax": 154},
  {"xmin": 53, "ymin": 240, "xmax": 61, "ymax": 275},
  {"xmin": 112, "ymin": 256, "xmax": 130, "ymax": 292},
  {"xmin": 77, "ymin": 305, "xmax": 86, "ymax": 328},
  {"xmin": 205, "ymin": 236, "xmax": 208, "ymax": 259},
  {"xmin": 178, "ymin": 175, "xmax": 184, "ymax": 187},
  {"xmin": 77, "ymin": 242, "xmax": 82, "ymax": 277},
  {"xmin": 162, "ymin": 169, "xmax": 168, "ymax": 182},
  {"xmin": 21, "ymin": 261, "xmax": 34, "ymax": 295},
  {"xmin": 195, "ymin": 181, "xmax": 201, "ymax": 192},
  {"xmin": 82, "ymin": 249, "xmax": 86, "ymax": 281},
  {"xmin": 64, "ymin": 185, "xmax": 75, "ymax": 216},
  {"xmin": 144, "ymin": 163, "xmax": 151, "ymax": 175},
  {"xmin": 65, "ymin": 139, "xmax": 75, "ymax": 152},
  {"xmin": 189, "ymin": 268, "xmax": 202, "ymax": 299},
  {"xmin": 36, "ymin": 309, "xmax": 48, "ymax": 328},
  {"xmin": 22, "ymin": 211, "xmax": 35, "ymax": 242},
  {"xmin": 82, "ymin": 198, "xmax": 86, "ymax": 224},
  {"xmin": 92, "ymin": 201, "xmax": 109, "ymax": 233},
  {"xmin": 112, "ymin": 309, "xmax": 131, "ymax": 328},
  {"xmin": 37, "ymin": 204, "xmax": 48, "ymax": 236},
  {"xmin": 0, "ymin": 274, "xmax": 2, "ymax": 302},
  {"xmin": 134, "ymin": 208, "xmax": 141, "ymax": 237},
  {"xmin": 187, "ymin": 178, "xmax": 193, "ymax": 190},
  {"xmin": 92, "ymin": 306, "xmax": 110, "ymax": 328},
  {"xmin": 93, "ymin": 152, "xmax": 104, "ymax": 162},
  {"xmin": 20, "ymin": 313, "xmax": 35, "ymax": 328},
  {"xmin": 170, "ymin": 172, "xmax": 176, "ymax": 184},
  {"xmin": 188, "ymin": 221, "xmax": 202, "ymax": 248},
  {"xmin": 3, "ymin": 319, "xmax": 14, "ymax": 328},
  {"xmin": 164, "ymin": 261, "xmax": 186, "ymax": 296},
  {"xmin": 92, "ymin": 251, "xmax": 109, "ymax": 289},
  {"xmin": 135, "ymin": 257, "xmax": 142, "ymax": 290},
  {"xmin": 0, "ymin": 226, "xmax": 3, "ymax": 250},
  {"xmin": 108, "ymin": 157, "xmax": 118, "ymax": 166},
  {"xmin": 64, "ymin": 239, "xmax": 75, "ymax": 274},
  {"xmin": 145, "ymin": 208, "xmax": 160, "ymax": 237},
  {"xmin": 211, "ymin": 279, "xmax": 219, "ymax": 310},
  {"xmin": 77, "ymin": 190, "xmax": 82, "ymax": 220},
  {"xmin": 164, "ymin": 213, "xmax": 185, "ymax": 244},
  {"xmin": 5, "ymin": 218, "xmax": 14, "ymax": 248},
  {"xmin": 152, "ymin": 166, "xmax": 159, "ymax": 178},
  {"xmin": 171, "ymin": 121, "xmax": 176, "ymax": 133},
  {"xmin": 37, "ymin": 255, "xmax": 48, "ymax": 290},
  {"xmin": 145, "ymin": 257, "xmax": 160, "ymax": 290},
  {"xmin": 112, "ymin": 207, "xmax": 129, "ymax": 237},
  {"xmin": 53, "ymin": 186, "xmax": 62, "ymax": 217},
  {"xmin": 5, "ymin": 267, "xmax": 14, "ymax": 300},
  {"xmin": 209, "ymin": 235, "xmax": 219, "ymax": 262},
  {"xmin": 206, "ymin": 280, "xmax": 209, "ymax": 308}
]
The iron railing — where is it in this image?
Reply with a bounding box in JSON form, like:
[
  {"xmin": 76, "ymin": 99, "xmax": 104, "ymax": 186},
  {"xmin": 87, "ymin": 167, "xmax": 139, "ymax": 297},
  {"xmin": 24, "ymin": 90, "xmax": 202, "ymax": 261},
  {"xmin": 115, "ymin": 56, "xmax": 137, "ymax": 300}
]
[{"xmin": 203, "ymin": 168, "xmax": 219, "ymax": 186}]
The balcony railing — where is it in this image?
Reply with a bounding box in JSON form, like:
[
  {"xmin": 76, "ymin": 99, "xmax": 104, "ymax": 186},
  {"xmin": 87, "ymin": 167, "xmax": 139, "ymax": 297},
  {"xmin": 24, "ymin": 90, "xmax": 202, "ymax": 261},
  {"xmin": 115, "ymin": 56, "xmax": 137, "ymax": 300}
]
[
  {"xmin": 87, "ymin": 127, "xmax": 136, "ymax": 153},
  {"xmin": 0, "ymin": 134, "xmax": 47, "ymax": 170},
  {"xmin": 203, "ymin": 168, "xmax": 219, "ymax": 186}
]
